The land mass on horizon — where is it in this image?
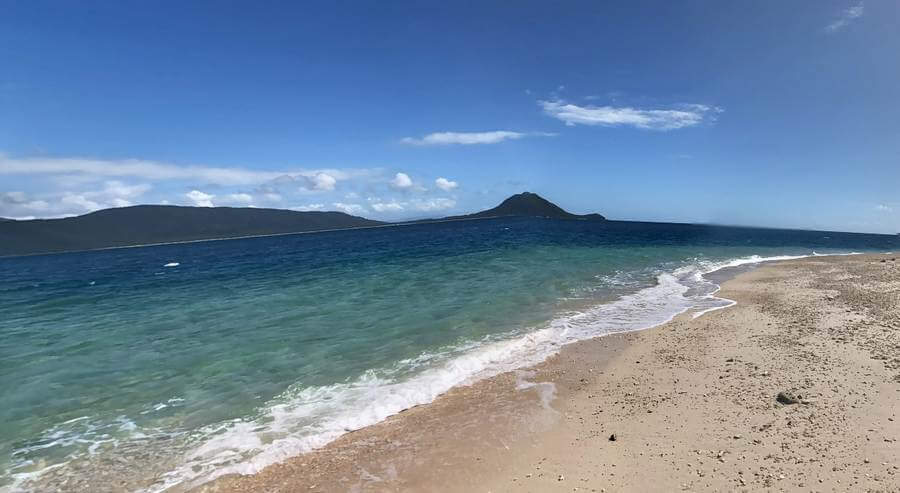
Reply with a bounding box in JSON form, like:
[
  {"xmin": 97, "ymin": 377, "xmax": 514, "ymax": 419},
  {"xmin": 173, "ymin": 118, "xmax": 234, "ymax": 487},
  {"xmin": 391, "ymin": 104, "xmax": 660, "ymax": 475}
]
[
  {"xmin": 439, "ymin": 192, "xmax": 606, "ymax": 222},
  {"xmin": 0, "ymin": 192, "xmax": 605, "ymax": 256}
]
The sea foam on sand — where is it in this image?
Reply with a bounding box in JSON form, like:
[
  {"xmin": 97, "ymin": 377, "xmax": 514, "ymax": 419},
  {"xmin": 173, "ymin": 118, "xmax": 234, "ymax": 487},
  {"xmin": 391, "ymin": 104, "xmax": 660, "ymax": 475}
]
[{"xmin": 142, "ymin": 253, "xmax": 821, "ymax": 492}]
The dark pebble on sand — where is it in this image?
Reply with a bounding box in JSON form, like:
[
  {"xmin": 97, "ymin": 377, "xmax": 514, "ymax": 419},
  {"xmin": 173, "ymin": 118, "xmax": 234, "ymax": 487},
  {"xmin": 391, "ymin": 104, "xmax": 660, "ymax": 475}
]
[{"xmin": 777, "ymin": 391, "xmax": 800, "ymax": 405}]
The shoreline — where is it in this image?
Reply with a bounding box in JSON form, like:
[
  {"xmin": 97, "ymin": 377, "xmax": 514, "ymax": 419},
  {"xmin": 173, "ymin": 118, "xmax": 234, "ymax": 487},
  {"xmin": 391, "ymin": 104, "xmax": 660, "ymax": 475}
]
[
  {"xmin": 167, "ymin": 253, "xmax": 812, "ymax": 491},
  {"xmin": 193, "ymin": 252, "xmax": 900, "ymax": 492}
]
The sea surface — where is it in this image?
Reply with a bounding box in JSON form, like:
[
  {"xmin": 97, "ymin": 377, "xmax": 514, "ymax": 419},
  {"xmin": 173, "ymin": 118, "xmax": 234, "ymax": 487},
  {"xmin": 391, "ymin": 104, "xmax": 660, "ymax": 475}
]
[{"xmin": 1, "ymin": 218, "xmax": 898, "ymax": 491}]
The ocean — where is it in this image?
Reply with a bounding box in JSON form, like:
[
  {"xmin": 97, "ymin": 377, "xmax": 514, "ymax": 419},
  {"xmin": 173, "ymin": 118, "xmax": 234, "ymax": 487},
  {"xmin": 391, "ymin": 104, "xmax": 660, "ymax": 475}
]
[{"xmin": 1, "ymin": 217, "xmax": 898, "ymax": 491}]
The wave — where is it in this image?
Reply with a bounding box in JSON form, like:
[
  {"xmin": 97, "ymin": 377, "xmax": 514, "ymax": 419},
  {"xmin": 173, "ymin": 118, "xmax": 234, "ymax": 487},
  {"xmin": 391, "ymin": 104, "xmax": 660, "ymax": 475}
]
[
  {"xmin": 141, "ymin": 252, "xmax": 827, "ymax": 492},
  {"xmin": 6, "ymin": 251, "xmax": 851, "ymax": 493}
]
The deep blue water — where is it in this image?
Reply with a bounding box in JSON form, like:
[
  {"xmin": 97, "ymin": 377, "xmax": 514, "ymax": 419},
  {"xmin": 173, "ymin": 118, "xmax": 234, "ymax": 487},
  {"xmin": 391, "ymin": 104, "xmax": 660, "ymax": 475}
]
[{"xmin": 1, "ymin": 218, "xmax": 897, "ymax": 491}]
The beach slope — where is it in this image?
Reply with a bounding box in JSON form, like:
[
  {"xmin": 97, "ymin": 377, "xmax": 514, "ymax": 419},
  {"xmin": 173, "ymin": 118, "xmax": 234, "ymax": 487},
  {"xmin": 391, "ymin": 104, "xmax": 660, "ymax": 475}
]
[{"xmin": 200, "ymin": 254, "xmax": 899, "ymax": 492}]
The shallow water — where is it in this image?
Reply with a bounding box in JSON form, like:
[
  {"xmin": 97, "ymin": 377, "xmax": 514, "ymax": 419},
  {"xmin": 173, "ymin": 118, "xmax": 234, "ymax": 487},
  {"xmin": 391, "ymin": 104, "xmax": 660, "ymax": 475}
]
[{"xmin": 1, "ymin": 217, "xmax": 897, "ymax": 491}]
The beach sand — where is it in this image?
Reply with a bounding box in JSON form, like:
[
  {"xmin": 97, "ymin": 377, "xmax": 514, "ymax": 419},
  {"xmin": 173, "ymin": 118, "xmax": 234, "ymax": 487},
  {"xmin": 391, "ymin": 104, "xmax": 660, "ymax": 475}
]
[{"xmin": 197, "ymin": 253, "xmax": 900, "ymax": 492}]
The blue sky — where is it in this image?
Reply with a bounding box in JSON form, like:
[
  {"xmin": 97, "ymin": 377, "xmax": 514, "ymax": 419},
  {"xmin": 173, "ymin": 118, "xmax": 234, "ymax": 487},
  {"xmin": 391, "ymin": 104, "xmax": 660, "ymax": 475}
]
[{"xmin": 1, "ymin": 1, "xmax": 898, "ymax": 233}]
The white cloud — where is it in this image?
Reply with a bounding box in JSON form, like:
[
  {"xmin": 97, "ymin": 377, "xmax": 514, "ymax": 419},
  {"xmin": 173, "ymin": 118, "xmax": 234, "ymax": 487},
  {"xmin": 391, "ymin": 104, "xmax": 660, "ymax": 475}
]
[
  {"xmin": 371, "ymin": 200, "xmax": 406, "ymax": 212},
  {"xmin": 61, "ymin": 193, "xmax": 101, "ymax": 211},
  {"xmin": 412, "ymin": 198, "xmax": 456, "ymax": 211},
  {"xmin": 0, "ymin": 154, "xmax": 371, "ymax": 187},
  {"xmin": 58, "ymin": 181, "xmax": 152, "ymax": 213},
  {"xmin": 0, "ymin": 155, "xmax": 465, "ymax": 221},
  {"xmin": 390, "ymin": 172, "xmax": 413, "ymax": 189},
  {"xmin": 2, "ymin": 191, "xmax": 28, "ymax": 204},
  {"xmin": 304, "ymin": 172, "xmax": 337, "ymax": 191},
  {"xmin": 332, "ymin": 202, "xmax": 366, "ymax": 215},
  {"xmin": 291, "ymin": 203, "xmax": 325, "ymax": 211},
  {"xmin": 875, "ymin": 204, "xmax": 893, "ymax": 212},
  {"xmin": 0, "ymin": 155, "xmax": 281, "ymax": 186},
  {"xmin": 2, "ymin": 191, "xmax": 53, "ymax": 215},
  {"xmin": 0, "ymin": 153, "xmax": 393, "ymax": 218},
  {"xmin": 401, "ymin": 131, "xmax": 554, "ymax": 146},
  {"xmin": 98, "ymin": 181, "xmax": 151, "ymax": 201},
  {"xmin": 26, "ymin": 201, "xmax": 51, "ymax": 211},
  {"xmin": 186, "ymin": 190, "xmax": 215, "ymax": 207},
  {"xmin": 826, "ymin": 2, "xmax": 864, "ymax": 32},
  {"xmin": 225, "ymin": 193, "xmax": 254, "ymax": 204},
  {"xmin": 540, "ymin": 100, "xmax": 721, "ymax": 130},
  {"xmin": 435, "ymin": 177, "xmax": 459, "ymax": 191},
  {"xmin": 1, "ymin": 181, "xmax": 154, "ymax": 218},
  {"xmin": 364, "ymin": 196, "xmax": 456, "ymax": 214}
]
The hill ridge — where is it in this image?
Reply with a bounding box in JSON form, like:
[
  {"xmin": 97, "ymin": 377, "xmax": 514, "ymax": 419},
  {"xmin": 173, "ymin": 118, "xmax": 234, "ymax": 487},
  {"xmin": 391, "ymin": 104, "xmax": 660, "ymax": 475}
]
[
  {"xmin": 0, "ymin": 205, "xmax": 385, "ymax": 256},
  {"xmin": 442, "ymin": 192, "xmax": 606, "ymax": 221},
  {"xmin": 0, "ymin": 193, "xmax": 605, "ymax": 256}
]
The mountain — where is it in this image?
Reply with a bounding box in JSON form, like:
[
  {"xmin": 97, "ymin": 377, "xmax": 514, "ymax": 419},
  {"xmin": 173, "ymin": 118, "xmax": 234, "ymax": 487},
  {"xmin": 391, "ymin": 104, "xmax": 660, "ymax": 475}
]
[
  {"xmin": 0, "ymin": 205, "xmax": 385, "ymax": 256},
  {"xmin": 0, "ymin": 193, "xmax": 604, "ymax": 256},
  {"xmin": 443, "ymin": 192, "xmax": 605, "ymax": 221}
]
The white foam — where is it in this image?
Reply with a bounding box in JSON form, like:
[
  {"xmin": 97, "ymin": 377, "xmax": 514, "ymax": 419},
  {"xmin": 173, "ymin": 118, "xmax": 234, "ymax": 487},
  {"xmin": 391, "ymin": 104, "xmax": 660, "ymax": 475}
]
[
  {"xmin": 2, "ymin": 462, "xmax": 67, "ymax": 493},
  {"xmin": 144, "ymin": 252, "xmax": 827, "ymax": 492},
  {"xmin": 163, "ymin": 262, "xmax": 180, "ymax": 267},
  {"xmin": 10, "ymin": 251, "xmax": 860, "ymax": 493},
  {"xmin": 2, "ymin": 415, "xmax": 156, "ymax": 493}
]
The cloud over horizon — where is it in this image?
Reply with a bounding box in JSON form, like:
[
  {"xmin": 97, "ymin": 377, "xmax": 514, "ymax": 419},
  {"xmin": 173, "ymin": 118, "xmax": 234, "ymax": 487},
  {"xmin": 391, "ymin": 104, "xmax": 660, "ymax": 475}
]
[
  {"xmin": 435, "ymin": 177, "xmax": 458, "ymax": 191},
  {"xmin": 390, "ymin": 172, "xmax": 414, "ymax": 189},
  {"xmin": 0, "ymin": 154, "xmax": 464, "ymax": 220},
  {"xmin": 303, "ymin": 172, "xmax": 337, "ymax": 191},
  {"xmin": 332, "ymin": 202, "xmax": 367, "ymax": 215},
  {"xmin": 186, "ymin": 190, "xmax": 215, "ymax": 207},
  {"xmin": 539, "ymin": 100, "xmax": 722, "ymax": 131},
  {"xmin": 368, "ymin": 197, "xmax": 456, "ymax": 214}
]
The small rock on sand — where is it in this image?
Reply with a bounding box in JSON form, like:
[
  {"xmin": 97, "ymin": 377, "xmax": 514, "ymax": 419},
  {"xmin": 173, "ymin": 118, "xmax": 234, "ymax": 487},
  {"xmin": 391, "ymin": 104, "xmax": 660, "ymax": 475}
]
[{"xmin": 776, "ymin": 391, "xmax": 800, "ymax": 405}]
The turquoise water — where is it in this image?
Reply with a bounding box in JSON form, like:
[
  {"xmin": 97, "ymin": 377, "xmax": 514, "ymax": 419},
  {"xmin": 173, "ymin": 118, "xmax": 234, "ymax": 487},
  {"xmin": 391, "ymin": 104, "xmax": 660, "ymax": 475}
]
[{"xmin": 1, "ymin": 218, "xmax": 898, "ymax": 491}]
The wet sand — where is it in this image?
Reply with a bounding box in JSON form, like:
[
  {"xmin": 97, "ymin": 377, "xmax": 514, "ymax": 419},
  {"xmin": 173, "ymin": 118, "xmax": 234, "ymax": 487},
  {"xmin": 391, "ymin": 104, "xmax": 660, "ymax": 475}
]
[{"xmin": 197, "ymin": 253, "xmax": 900, "ymax": 492}]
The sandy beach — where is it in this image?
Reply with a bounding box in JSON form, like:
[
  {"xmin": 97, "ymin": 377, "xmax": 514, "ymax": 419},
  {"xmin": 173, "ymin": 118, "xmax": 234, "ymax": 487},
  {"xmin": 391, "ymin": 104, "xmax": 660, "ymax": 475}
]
[{"xmin": 197, "ymin": 253, "xmax": 899, "ymax": 492}]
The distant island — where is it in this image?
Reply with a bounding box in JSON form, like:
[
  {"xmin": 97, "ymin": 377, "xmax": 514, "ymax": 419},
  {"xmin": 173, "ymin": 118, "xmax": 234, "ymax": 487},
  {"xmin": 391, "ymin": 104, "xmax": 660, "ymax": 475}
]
[
  {"xmin": 440, "ymin": 192, "xmax": 606, "ymax": 222},
  {"xmin": 0, "ymin": 192, "xmax": 604, "ymax": 256}
]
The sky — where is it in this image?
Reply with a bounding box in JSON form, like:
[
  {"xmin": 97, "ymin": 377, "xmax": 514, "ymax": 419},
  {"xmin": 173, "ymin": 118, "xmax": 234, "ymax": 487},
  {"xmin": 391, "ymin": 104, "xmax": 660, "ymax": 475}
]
[{"xmin": 1, "ymin": 1, "xmax": 898, "ymax": 233}]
